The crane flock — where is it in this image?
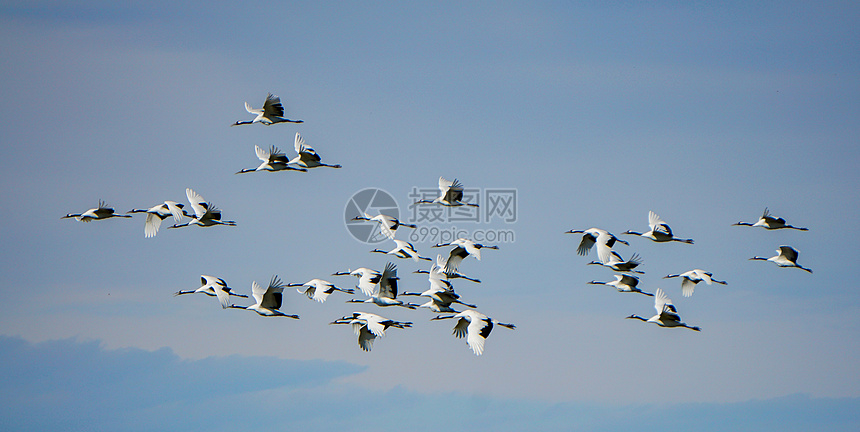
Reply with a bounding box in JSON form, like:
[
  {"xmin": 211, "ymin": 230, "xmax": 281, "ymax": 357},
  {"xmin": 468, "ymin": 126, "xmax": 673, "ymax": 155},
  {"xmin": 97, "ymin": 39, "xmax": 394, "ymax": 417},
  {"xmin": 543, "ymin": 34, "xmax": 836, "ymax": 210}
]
[
  {"xmin": 63, "ymin": 93, "xmax": 515, "ymax": 356},
  {"xmin": 570, "ymin": 208, "xmax": 812, "ymax": 332},
  {"xmin": 64, "ymin": 92, "xmax": 813, "ymax": 355}
]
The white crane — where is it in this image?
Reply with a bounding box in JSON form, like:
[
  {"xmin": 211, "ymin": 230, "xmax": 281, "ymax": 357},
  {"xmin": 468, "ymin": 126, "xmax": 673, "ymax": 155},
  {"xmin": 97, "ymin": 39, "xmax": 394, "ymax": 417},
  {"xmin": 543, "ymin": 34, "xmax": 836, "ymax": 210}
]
[
  {"xmin": 414, "ymin": 254, "xmax": 481, "ymax": 283},
  {"xmin": 733, "ymin": 207, "xmax": 808, "ymax": 231},
  {"xmin": 227, "ymin": 275, "xmax": 299, "ymax": 318},
  {"xmin": 207, "ymin": 278, "xmax": 243, "ymax": 310},
  {"xmin": 370, "ymin": 239, "xmax": 431, "ymax": 262},
  {"xmin": 352, "ymin": 212, "xmax": 417, "ymax": 240},
  {"xmin": 623, "ymin": 211, "xmax": 694, "ymax": 244},
  {"xmin": 434, "ymin": 238, "xmax": 498, "ymax": 261},
  {"xmin": 401, "ymin": 260, "xmax": 476, "ymax": 311},
  {"xmin": 332, "ymin": 267, "xmax": 382, "ymax": 296},
  {"xmin": 288, "ymin": 133, "xmax": 342, "ymax": 169},
  {"xmin": 664, "ymin": 269, "xmax": 727, "ymax": 297},
  {"xmin": 587, "ymin": 251, "xmax": 645, "ymax": 274},
  {"xmin": 626, "ymin": 288, "xmax": 701, "ymax": 331},
  {"xmin": 416, "ymin": 256, "xmax": 454, "ymax": 292},
  {"xmin": 415, "ymin": 299, "xmax": 460, "ymax": 313},
  {"xmin": 236, "ymin": 145, "xmax": 307, "ymax": 174},
  {"xmin": 287, "ymin": 278, "xmax": 354, "ymax": 303},
  {"xmin": 749, "ymin": 246, "xmax": 812, "ymax": 273},
  {"xmin": 414, "ymin": 268, "xmax": 480, "ymax": 283},
  {"xmin": 401, "ymin": 286, "xmax": 476, "ymax": 312},
  {"xmin": 414, "ymin": 176, "xmax": 478, "ymax": 207},
  {"xmin": 169, "ymin": 188, "xmax": 236, "ymax": 228},
  {"xmin": 174, "ymin": 275, "xmax": 249, "ymax": 299},
  {"xmin": 232, "ymin": 93, "xmax": 303, "ymax": 126},
  {"xmin": 434, "ymin": 238, "xmax": 498, "ymax": 274},
  {"xmin": 565, "ymin": 227, "xmax": 629, "ymax": 256},
  {"xmin": 588, "ymin": 274, "xmax": 653, "ymax": 296},
  {"xmin": 431, "ymin": 310, "xmax": 515, "ymax": 356},
  {"xmin": 346, "ymin": 263, "xmax": 419, "ymax": 309},
  {"xmin": 127, "ymin": 201, "xmax": 188, "ymax": 238},
  {"xmin": 330, "ymin": 312, "xmax": 412, "ymax": 351},
  {"xmin": 63, "ymin": 200, "xmax": 132, "ymax": 222}
]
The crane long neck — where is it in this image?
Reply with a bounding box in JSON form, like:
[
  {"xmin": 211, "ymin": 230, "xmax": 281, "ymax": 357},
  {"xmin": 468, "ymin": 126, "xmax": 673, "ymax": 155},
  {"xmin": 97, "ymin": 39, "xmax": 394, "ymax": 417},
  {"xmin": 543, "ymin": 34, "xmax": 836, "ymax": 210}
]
[{"xmin": 456, "ymin": 275, "xmax": 480, "ymax": 283}]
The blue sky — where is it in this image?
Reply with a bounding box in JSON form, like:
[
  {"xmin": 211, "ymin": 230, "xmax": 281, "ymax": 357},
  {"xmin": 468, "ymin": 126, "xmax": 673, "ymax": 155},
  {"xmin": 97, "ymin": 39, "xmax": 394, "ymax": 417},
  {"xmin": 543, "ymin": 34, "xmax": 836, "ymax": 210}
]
[{"xmin": 1, "ymin": 1, "xmax": 859, "ymax": 430}]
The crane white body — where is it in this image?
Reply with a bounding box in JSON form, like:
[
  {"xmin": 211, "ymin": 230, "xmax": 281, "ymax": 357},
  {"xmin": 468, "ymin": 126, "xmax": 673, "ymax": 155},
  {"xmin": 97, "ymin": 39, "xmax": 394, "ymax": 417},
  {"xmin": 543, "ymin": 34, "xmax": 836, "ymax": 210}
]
[
  {"xmin": 288, "ymin": 133, "xmax": 341, "ymax": 169},
  {"xmin": 228, "ymin": 275, "xmax": 299, "ymax": 318},
  {"xmin": 434, "ymin": 238, "xmax": 498, "ymax": 274},
  {"xmin": 750, "ymin": 246, "xmax": 812, "ymax": 273},
  {"xmin": 566, "ymin": 227, "xmax": 629, "ymax": 256},
  {"xmin": 175, "ymin": 275, "xmax": 248, "ymax": 300},
  {"xmin": 588, "ymin": 274, "xmax": 652, "ymax": 296},
  {"xmin": 332, "ymin": 267, "xmax": 382, "ymax": 296},
  {"xmin": 588, "ymin": 251, "xmax": 645, "ymax": 274},
  {"xmin": 664, "ymin": 269, "xmax": 727, "ymax": 297},
  {"xmin": 734, "ymin": 208, "xmax": 808, "ymax": 231},
  {"xmin": 330, "ymin": 312, "xmax": 412, "ymax": 351},
  {"xmin": 232, "ymin": 93, "xmax": 303, "ymax": 126},
  {"xmin": 624, "ymin": 211, "xmax": 694, "ymax": 244},
  {"xmin": 626, "ymin": 288, "xmax": 700, "ymax": 331},
  {"xmin": 371, "ymin": 239, "xmax": 431, "ymax": 262},
  {"xmin": 352, "ymin": 212, "xmax": 416, "ymax": 240},
  {"xmin": 128, "ymin": 201, "xmax": 187, "ymax": 237},
  {"xmin": 414, "ymin": 254, "xmax": 481, "ymax": 283},
  {"xmin": 288, "ymin": 278, "xmax": 354, "ymax": 303},
  {"xmin": 402, "ymin": 286, "xmax": 476, "ymax": 311},
  {"xmin": 236, "ymin": 145, "xmax": 307, "ymax": 173},
  {"xmin": 170, "ymin": 188, "xmax": 236, "ymax": 228},
  {"xmin": 414, "ymin": 176, "xmax": 478, "ymax": 207},
  {"xmin": 63, "ymin": 200, "xmax": 132, "ymax": 222},
  {"xmin": 346, "ymin": 263, "xmax": 418, "ymax": 309},
  {"xmin": 402, "ymin": 260, "xmax": 476, "ymax": 311},
  {"xmin": 432, "ymin": 310, "xmax": 515, "ymax": 356}
]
